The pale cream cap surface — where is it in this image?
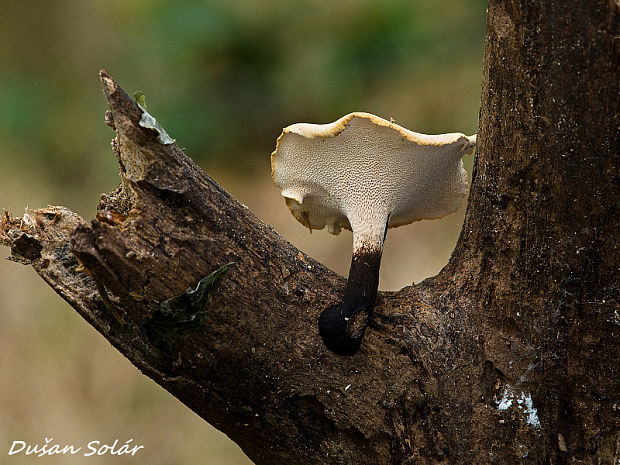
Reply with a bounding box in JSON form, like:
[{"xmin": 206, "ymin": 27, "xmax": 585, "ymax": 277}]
[{"xmin": 271, "ymin": 112, "xmax": 475, "ymax": 246}]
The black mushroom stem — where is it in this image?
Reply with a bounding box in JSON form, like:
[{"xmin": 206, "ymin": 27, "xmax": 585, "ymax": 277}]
[{"xmin": 318, "ymin": 232, "xmax": 386, "ymax": 356}]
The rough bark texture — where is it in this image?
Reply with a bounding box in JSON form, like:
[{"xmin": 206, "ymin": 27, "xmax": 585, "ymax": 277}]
[{"xmin": 1, "ymin": 1, "xmax": 618, "ymax": 464}]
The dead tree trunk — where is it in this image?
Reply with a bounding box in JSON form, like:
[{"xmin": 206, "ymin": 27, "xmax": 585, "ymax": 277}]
[{"xmin": 1, "ymin": 1, "xmax": 618, "ymax": 464}]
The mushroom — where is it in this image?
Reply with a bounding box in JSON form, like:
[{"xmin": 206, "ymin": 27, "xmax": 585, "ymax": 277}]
[{"xmin": 271, "ymin": 112, "xmax": 476, "ymax": 356}]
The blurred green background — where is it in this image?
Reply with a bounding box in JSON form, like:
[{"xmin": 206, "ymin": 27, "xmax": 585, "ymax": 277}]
[{"xmin": 0, "ymin": 0, "xmax": 485, "ymax": 463}]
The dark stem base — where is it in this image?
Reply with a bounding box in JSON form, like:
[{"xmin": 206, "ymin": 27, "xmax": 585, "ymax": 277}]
[{"xmin": 318, "ymin": 247, "xmax": 383, "ymax": 356}]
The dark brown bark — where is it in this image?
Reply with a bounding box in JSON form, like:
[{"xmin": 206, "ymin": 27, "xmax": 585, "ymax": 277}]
[{"xmin": 1, "ymin": 1, "xmax": 618, "ymax": 463}]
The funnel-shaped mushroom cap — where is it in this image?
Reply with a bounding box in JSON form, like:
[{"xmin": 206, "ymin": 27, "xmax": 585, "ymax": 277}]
[
  {"xmin": 271, "ymin": 112, "xmax": 476, "ymax": 241},
  {"xmin": 271, "ymin": 112, "xmax": 476, "ymax": 356}
]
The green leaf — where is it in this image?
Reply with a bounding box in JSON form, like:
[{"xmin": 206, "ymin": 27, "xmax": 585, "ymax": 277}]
[
  {"xmin": 150, "ymin": 262, "xmax": 237, "ymax": 336},
  {"xmin": 132, "ymin": 91, "xmax": 147, "ymax": 110}
]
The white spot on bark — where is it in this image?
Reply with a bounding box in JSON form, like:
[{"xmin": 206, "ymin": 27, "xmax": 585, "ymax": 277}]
[
  {"xmin": 496, "ymin": 385, "xmax": 541, "ymax": 429},
  {"xmin": 497, "ymin": 387, "xmax": 513, "ymax": 410},
  {"xmin": 517, "ymin": 392, "xmax": 541, "ymax": 429}
]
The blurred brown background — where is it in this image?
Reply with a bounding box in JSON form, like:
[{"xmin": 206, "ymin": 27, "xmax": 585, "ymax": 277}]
[{"xmin": 0, "ymin": 0, "xmax": 485, "ymax": 463}]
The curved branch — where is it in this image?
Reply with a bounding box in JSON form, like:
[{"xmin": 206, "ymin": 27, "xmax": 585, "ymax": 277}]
[{"xmin": 2, "ymin": 72, "xmax": 455, "ymax": 464}]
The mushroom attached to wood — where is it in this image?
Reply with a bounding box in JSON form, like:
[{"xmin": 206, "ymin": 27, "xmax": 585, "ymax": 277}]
[{"xmin": 271, "ymin": 112, "xmax": 476, "ymax": 356}]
